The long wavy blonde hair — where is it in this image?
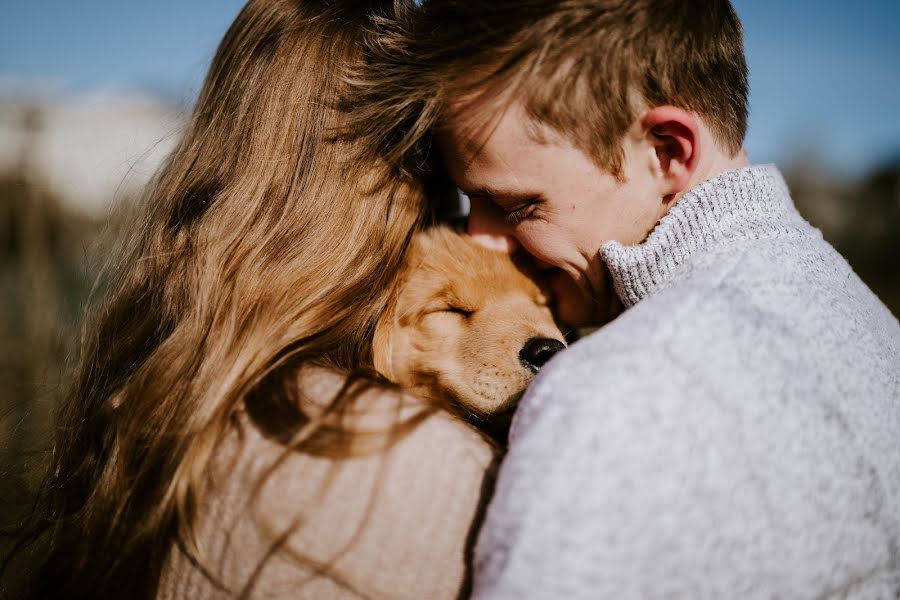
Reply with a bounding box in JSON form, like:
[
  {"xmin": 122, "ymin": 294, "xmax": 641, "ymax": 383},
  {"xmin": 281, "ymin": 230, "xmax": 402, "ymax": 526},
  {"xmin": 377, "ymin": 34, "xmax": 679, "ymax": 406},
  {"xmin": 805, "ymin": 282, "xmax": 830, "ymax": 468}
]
[{"xmin": 6, "ymin": 1, "xmax": 431, "ymax": 597}]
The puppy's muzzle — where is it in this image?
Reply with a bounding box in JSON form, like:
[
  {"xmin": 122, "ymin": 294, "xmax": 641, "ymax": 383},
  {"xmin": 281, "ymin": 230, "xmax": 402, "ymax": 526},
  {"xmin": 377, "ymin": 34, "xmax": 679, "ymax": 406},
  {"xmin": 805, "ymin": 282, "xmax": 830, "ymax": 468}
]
[{"xmin": 519, "ymin": 337, "xmax": 565, "ymax": 372}]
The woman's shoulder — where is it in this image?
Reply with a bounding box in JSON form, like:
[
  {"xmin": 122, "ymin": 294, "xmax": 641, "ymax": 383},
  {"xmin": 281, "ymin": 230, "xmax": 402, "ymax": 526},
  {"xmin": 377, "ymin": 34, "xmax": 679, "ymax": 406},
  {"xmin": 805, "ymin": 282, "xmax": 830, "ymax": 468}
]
[
  {"xmin": 296, "ymin": 365, "xmax": 498, "ymax": 456},
  {"xmin": 158, "ymin": 366, "xmax": 498, "ymax": 600}
]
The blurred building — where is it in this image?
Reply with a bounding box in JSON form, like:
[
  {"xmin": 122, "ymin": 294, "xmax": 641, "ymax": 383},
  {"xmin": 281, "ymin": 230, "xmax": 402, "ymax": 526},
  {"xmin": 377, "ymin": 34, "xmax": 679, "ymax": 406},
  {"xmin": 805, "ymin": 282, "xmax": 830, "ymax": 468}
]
[{"xmin": 0, "ymin": 82, "xmax": 184, "ymax": 217}]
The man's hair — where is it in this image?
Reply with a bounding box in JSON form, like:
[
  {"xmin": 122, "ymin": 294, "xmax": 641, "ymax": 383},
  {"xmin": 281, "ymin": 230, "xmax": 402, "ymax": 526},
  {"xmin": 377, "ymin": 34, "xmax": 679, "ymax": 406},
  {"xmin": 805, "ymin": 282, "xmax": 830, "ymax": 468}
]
[{"xmin": 350, "ymin": 0, "xmax": 749, "ymax": 178}]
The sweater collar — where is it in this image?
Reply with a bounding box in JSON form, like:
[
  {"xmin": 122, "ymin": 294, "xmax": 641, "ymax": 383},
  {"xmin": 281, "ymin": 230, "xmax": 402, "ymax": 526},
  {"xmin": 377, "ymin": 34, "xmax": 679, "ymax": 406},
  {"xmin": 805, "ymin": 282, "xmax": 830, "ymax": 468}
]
[{"xmin": 600, "ymin": 164, "xmax": 811, "ymax": 307}]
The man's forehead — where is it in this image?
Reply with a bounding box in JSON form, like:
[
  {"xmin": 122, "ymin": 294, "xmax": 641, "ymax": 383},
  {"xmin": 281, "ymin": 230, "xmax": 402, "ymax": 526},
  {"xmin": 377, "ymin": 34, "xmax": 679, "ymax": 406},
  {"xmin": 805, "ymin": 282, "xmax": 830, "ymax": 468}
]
[
  {"xmin": 438, "ymin": 128, "xmax": 560, "ymax": 201},
  {"xmin": 437, "ymin": 101, "xmax": 554, "ymax": 168}
]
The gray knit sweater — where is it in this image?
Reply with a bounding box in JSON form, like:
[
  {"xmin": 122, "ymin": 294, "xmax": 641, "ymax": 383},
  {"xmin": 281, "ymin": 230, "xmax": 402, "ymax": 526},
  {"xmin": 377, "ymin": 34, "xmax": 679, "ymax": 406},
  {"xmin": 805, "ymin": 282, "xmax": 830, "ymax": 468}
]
[{"xmin": 472, "ymin": 165, "xmax": 900, "ymax": 599}]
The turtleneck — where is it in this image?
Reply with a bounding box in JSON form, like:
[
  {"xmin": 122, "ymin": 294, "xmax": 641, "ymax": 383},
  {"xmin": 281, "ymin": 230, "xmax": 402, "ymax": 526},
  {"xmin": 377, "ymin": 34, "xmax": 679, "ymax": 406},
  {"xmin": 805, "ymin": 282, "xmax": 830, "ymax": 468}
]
[{"xmin": 600, "ymin": 164, "xmax": 815, "ymax": 307}]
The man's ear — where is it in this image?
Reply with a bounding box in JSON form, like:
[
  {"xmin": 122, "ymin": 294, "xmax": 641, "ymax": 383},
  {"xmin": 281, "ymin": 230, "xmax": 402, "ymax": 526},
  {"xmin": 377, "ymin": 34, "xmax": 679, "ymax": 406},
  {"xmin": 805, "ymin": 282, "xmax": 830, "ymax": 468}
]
[{"xmin": 642, "ymin": 106, "xmax": 699, "ymax": 197}]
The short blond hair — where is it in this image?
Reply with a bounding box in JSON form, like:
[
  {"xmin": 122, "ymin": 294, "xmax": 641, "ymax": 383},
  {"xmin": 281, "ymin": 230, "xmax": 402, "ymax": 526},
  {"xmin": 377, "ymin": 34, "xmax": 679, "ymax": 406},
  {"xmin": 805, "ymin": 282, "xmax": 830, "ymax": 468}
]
[{"xmin": 350, "ymin": 0, "xmax": 749, "ymax": 178}]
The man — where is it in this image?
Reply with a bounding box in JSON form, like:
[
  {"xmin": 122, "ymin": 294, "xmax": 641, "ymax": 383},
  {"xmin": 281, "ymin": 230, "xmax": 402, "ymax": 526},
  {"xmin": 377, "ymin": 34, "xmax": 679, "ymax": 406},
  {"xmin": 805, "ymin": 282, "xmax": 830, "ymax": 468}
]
[{"xmin": 353, "ymin": 1, "xmax": 900, "ymax": 597}]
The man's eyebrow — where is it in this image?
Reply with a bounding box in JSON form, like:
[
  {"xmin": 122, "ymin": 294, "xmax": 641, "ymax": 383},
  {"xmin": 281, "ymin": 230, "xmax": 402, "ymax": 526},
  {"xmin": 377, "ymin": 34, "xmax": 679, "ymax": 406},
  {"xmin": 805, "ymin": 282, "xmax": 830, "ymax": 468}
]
[{"xmin": 461, "ymin": 185, "xmax": 537, "ymax": 203}]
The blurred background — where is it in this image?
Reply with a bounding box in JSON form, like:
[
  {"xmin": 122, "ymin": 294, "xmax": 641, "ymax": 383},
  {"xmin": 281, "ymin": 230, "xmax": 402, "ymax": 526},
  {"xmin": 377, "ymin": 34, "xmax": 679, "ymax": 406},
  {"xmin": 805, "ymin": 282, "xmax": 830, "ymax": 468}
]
[{"xmin": 1, "ymin": 0, "xmax": 899, "ymax": 572}]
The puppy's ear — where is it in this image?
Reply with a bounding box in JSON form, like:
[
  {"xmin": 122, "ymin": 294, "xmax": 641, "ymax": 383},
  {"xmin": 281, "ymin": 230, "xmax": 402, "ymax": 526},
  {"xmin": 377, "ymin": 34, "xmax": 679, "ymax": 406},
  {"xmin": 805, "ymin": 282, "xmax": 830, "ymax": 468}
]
[{"xmin": 372, "ymin": 298, "xmax": 397, "ymax": 382}]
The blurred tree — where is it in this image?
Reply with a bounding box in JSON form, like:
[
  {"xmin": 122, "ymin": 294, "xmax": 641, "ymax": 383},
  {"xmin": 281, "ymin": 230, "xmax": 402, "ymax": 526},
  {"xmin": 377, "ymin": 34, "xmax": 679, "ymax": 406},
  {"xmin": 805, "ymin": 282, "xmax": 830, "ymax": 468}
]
[
  {"xmin": 787, "ymin": 157, "xmax": 900, "ymax": 316},
  {"xmin": 0, "ymin": 106, "xmax": 107, "ymax": 593}
]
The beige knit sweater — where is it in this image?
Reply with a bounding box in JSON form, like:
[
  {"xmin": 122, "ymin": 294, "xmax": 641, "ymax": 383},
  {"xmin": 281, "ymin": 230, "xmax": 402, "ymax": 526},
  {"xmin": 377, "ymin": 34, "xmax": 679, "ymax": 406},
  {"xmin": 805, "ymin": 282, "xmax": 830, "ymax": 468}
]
[{"xmin": 157, "ymin": 369, "xmax": 499, "ymax": 599}]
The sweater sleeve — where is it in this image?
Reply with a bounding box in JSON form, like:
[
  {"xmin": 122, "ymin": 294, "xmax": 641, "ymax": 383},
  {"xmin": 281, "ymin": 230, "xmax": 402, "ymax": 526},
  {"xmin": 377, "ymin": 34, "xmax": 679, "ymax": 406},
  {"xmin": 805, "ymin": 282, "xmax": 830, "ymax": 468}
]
[{"xmin": 158, "ymin": 391, "xmax": 498, "ymax": 600}]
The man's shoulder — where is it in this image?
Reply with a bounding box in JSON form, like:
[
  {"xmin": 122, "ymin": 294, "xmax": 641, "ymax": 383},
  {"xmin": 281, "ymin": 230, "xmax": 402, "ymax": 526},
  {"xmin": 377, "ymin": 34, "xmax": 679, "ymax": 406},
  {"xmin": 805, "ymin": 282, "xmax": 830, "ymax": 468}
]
[
  {"xmin": 510, "ymin": 303, "xmax": 702, "ymax": 439},
  {"xmin": 534, "ymin": 279, "xmax": 721, "ymax": 389},
  {"xmin": 515, "ymin": 250, "xmax": 900, "ymax": 440},
  {"xmin": 549, "ymin": 230, "xmax": 900, "ymax": 392}
]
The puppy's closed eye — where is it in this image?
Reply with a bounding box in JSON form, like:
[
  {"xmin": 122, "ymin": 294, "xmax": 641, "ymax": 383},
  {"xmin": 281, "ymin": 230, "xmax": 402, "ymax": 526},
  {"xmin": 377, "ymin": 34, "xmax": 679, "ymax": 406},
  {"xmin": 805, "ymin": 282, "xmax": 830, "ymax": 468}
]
[
  {"xmin": 442, "ymin": 306, "xmax": 473, "ymax": 318},
  {"xmin": 422, "ymin": 300, "xmax": 474, "ymax": 318}
]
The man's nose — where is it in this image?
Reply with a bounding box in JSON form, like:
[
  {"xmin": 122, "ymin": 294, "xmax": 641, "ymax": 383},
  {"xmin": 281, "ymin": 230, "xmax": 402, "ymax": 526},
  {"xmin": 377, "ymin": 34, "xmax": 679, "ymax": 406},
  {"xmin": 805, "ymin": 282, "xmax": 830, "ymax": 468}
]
[{"xmin": 466, "ymin": 194, "xmax": 520, "ymax": 253}]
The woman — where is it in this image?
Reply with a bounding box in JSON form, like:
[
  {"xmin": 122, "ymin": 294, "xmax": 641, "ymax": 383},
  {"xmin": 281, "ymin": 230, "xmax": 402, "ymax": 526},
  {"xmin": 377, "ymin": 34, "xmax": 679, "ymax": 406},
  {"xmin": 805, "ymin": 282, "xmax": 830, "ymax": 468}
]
[{"xmin": 7, "ymin": 1, "xmax": 497, "ymax": 598}]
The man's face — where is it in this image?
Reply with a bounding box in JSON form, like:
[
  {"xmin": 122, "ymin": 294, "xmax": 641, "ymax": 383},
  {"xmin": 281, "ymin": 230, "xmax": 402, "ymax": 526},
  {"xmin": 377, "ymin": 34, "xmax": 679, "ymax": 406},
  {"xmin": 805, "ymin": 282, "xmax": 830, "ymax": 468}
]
[{"xmin": 438, "ymin": 101, "xmax": 668, "ymax": 303}]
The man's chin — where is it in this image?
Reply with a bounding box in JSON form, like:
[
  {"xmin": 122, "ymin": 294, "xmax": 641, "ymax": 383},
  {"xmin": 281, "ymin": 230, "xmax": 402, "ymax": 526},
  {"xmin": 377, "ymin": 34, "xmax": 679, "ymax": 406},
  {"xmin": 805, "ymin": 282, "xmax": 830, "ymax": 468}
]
[
  {"xmin": 468, "ymin": 232, "xmax": 519, "ymax": 253},
  {"xmin": 547, "ymin": 269, "xmax": 601, "ymax": 327}
]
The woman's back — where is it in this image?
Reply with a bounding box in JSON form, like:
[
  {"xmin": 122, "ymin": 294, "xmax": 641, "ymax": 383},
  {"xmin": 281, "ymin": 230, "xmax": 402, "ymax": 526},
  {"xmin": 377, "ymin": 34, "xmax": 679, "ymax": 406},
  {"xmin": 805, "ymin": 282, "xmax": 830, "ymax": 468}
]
[{"xmin": 158, "ymin": 369, "xmax": 497, "ymax": 599}]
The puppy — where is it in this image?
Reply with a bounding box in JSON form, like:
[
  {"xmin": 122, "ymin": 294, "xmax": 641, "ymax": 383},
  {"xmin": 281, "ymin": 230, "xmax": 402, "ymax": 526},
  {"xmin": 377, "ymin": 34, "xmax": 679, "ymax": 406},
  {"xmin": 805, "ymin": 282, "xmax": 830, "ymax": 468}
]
[{"xmin": 373, "ymin": 226, "xmax": 566, "ymax": 439}]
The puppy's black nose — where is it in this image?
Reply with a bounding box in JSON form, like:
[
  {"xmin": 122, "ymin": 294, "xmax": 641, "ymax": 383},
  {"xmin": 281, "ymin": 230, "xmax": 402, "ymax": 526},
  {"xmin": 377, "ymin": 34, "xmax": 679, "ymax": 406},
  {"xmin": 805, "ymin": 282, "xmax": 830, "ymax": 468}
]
[{"xmin": 519, "ymin": 337, "xmax": 565, "ymax": 372}]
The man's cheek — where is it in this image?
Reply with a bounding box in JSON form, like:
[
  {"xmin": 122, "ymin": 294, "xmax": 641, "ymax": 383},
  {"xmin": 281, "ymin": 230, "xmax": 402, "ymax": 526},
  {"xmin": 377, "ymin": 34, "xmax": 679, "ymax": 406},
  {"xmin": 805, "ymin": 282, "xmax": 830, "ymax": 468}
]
[{"xmin": 517, "ymin": 230, "xmax": 564, "ymax": 270}]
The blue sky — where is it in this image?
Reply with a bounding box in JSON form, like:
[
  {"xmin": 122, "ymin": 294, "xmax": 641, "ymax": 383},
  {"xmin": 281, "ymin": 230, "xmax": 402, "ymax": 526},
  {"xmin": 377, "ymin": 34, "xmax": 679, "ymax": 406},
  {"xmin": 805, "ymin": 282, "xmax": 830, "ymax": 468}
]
[{"xmin": 2, "ymin": 0, "xmax": 898, "ymax": 177}]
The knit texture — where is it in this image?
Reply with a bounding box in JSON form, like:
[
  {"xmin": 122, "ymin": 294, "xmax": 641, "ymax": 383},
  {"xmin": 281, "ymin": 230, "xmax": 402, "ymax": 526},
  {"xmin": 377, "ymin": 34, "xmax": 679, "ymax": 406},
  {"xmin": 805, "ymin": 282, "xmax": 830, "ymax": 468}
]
[
  {"xmin": 156, "ymin": 370, "xmax": 497, "ymax": 599},
  {"xmin": 472, "ymin": 165, "xmax": 900, "ymax": 599}
]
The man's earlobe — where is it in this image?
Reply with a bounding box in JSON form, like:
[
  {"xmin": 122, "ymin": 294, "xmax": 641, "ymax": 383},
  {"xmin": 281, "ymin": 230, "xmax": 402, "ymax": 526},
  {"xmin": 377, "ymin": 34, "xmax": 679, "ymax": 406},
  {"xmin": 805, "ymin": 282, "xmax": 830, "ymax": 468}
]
[{"xmin": 642, "ymin": 106, "xmax": 699, "ymax": 195}]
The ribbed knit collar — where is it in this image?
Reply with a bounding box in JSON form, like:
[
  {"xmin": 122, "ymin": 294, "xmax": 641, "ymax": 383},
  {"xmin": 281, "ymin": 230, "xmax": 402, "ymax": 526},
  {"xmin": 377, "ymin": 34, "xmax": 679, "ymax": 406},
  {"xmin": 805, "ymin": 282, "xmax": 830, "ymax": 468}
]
[{"xmin": 600, "ymin": 164, "xmax": 811, "ymax": 307}]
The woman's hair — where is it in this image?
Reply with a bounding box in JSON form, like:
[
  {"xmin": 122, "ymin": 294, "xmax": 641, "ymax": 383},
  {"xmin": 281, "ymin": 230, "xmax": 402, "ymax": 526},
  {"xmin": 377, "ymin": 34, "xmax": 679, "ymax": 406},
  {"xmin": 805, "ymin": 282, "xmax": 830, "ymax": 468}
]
[{"xmin": 5, "ymin": 0, "xmax": 429, "ymax": 597}]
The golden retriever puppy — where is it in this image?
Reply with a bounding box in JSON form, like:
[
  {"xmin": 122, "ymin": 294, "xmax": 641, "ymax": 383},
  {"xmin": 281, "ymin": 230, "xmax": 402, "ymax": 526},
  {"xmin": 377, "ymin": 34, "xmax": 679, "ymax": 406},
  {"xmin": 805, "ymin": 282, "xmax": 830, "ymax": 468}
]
[{"xmin": 373, "ymin": 226, "xmax": 566, "ymax": 433}]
